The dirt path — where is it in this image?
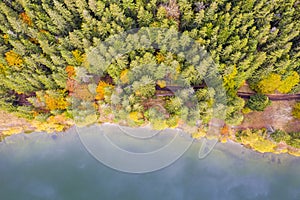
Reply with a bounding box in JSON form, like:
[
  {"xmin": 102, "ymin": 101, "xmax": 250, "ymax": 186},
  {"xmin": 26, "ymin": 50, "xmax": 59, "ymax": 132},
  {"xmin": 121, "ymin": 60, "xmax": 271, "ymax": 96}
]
[
  {"xmin": 237, "ymin": 92, "xmax": 300, "ymax": 100},
  {"xmin": 156, "ymin": 85, "xmax": 300, "ymax": 100}
]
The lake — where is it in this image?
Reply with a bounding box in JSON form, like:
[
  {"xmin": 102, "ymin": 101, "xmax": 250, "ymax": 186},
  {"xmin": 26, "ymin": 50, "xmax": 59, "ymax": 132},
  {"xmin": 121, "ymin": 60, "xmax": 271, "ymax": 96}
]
[{"xmin": 0, "ymin": 124, "xmax": 300, "ymax": 200}]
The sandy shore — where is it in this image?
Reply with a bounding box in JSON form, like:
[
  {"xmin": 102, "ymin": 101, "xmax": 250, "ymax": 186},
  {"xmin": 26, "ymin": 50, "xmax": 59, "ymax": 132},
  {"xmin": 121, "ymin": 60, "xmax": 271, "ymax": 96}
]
[{"xmin": 0, "ymin": 111, "xmax": 35, "ymax": 137}]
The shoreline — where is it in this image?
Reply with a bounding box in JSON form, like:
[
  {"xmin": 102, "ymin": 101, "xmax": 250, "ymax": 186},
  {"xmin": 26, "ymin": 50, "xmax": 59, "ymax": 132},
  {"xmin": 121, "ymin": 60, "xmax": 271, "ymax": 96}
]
[{"xmin": 1, "ymin": 112, "xmax": 300, "ymax": 157}]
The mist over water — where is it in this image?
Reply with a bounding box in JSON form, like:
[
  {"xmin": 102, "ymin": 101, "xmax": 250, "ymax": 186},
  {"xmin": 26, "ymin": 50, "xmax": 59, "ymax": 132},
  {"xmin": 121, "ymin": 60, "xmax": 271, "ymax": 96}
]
[{"xmin": 0, "ymin": 125, "xmax": 300, "ymax": 200}]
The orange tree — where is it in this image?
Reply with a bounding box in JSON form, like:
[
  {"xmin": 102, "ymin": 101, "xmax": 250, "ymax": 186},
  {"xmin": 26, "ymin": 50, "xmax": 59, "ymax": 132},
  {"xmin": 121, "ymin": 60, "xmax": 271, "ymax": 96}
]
[{"xmin": 95, "ymin": 81, "xmax": 114, "ymax": 101}]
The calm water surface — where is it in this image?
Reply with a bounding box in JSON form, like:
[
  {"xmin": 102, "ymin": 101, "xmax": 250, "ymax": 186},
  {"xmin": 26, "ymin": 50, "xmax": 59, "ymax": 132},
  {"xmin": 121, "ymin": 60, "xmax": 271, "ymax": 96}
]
[{"xmin": 0, "ymin": 125, "xmax": 300, "ymax": 200}]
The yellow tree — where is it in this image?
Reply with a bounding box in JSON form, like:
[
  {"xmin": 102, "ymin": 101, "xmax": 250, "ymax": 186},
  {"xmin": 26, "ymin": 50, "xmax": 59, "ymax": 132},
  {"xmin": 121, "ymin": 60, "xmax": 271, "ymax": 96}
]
[
  {"xmin": 223, "ymin": 66, "xmax": 238, "ymax": 96},
  {"xmin": 44, "ymin": 90, "xmax": 69, "ymax": 110},
  {"xmin": 277, "ymin": 72, "xmax": 299, "ymax": 93},
  {"xmin": 256, "ymin": 73, "xmax": 281, "ymax": 93},
  {"xmin": 5, "ymin": 50, "xmax": 23, "ymax": 67}
]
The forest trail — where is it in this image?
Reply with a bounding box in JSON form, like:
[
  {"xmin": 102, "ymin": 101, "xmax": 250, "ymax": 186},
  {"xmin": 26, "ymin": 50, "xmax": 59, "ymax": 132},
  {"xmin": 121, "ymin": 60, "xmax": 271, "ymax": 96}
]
[
  {"xmin": 237, "ymin": 92, "xmax": 300, "ymax": 101},
  {"xmin": 155, "ymin": 85, "xmax": 300, "ymax": 101}
]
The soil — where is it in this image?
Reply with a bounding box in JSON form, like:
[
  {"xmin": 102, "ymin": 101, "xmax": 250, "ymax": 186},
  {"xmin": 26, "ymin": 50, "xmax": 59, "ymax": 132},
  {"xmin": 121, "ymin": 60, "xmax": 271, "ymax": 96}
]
[{"xmin": 236, "ymin": 100, "xmax": 300, "ymax": 132}]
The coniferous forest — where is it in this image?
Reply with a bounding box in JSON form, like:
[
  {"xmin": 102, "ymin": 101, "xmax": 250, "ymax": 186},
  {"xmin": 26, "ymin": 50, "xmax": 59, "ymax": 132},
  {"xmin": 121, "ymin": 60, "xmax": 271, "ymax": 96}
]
[{"xmin": 0, "ymin": 0, "xmax": 300, "ymax": 154}]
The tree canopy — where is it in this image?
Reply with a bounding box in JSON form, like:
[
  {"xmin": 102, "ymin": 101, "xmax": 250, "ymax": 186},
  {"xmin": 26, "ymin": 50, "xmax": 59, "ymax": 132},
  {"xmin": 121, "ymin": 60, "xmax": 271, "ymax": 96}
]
[{"xmin": 0, "ymin": 0, "xmax": 299, "ymax": 133}]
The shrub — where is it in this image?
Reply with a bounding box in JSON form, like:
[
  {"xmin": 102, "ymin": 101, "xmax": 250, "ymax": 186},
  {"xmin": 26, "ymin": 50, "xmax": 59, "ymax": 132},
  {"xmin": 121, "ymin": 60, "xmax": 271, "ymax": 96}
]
[
  {"xmin": 151, "ymin": 118, "xmax": 168, "ymax": 130},
  {"xmin": 292, "ymin": 102, "xmax": 300, "ymax": 119},
  {"xmin": 129, "ymin": 111, "xmax": 143, "ymax": 122},
  {"xmin": 165, "ymin": 96, "xmax": 183, "ymax": 114},
  {"xmin": 246, "ymin": 94, "xmax": 271, "ymax": 111},
  {"xmin": 289, "ymin": 132, "xmax": 300, "ymax": 145},
  {"xmin": 242, "ymin": 107, "xmax": 252, "ymax": 114},
  {"xmin": 166, "ymin": 115, "xmax": 179, "ymax": 128},
  {"xmin": 192, "ymin": 128, "xmax": 206, "ymax": 139},
  {"xmin": 236, "ymin": 129, "xmax": 276, "ymax": 153},
  {"xmin": 287, "ymin": 138, "xmax": 300, "ymax": 149},
  {"xmin": 270, "ymin": 130, "xmax": 291, "ymax": 143}
]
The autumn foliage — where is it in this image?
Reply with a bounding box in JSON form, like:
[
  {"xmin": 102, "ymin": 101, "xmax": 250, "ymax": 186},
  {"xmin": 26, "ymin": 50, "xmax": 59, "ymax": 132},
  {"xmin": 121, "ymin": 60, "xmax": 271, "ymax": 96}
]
[
  {"xmin": 157, "ymin": 80, "xmax": 166, "ymax": 88},
  {"xmin": 129, "ymin": 111, "xmax": 143, "ymax": 122},
  {"xmin": 292, "ymin": 102, "xmax": 300, "ymax": 119},
  {"xmin": 44, "ymin": 90, "xmax": 69, "ymax": 110},
  {"xmin": 256, "ymin": 73, "xmax": 281, "ymax": 94},
  {"xmin": 66, "ymin": 65, "xmax": 76, "ymax": 78},
  {"xmin": 72, "ymin": 50, "xmax": 86, "ymax": 64},
  {"xmin": 256, "ymin": 72, "xmax": 299, "ymax": 94},
  {"xmin": 32, "ymin": 114, "xmax": 73, "ymax": 133},
  {"xmin": 5, "ymin": 50, "xmax": 23, "ymax": 67},
  {"xmin": 19, "ymin": 12, "xmax": 33, "ymax": 26},
  {"xmin": 0, "ymin": 0, "xmax": 299, "ymax": 147},
  {"xmin": 221, "ymin": 125, "xmax": 229, "ymax": 135},
  {"xmin": 96, "ymin": 81, "xmax": 114, "ymax": 100},
  {"xmin": 120, "ymin": 69, "xmax": 129, "ymax": 84}
]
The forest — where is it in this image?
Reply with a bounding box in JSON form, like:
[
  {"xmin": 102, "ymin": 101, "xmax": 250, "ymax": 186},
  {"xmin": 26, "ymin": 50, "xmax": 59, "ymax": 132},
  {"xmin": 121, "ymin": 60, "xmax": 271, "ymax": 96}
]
[{"xmin": 0, "ymin": 0, "xmax": 300, "ymax": 153}]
